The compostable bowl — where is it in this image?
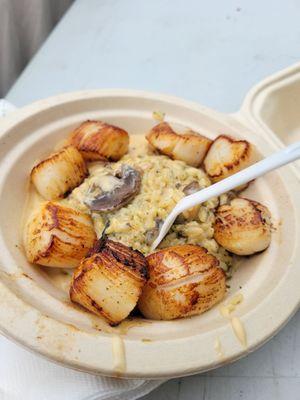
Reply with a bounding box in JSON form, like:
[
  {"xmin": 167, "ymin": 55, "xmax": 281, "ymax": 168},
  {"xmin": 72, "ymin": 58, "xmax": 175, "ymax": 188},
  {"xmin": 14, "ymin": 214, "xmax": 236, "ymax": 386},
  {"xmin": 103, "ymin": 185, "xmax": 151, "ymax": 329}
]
[{"xmin": 0, "ymin": 88, "xmax": 299, "ymax": 378}]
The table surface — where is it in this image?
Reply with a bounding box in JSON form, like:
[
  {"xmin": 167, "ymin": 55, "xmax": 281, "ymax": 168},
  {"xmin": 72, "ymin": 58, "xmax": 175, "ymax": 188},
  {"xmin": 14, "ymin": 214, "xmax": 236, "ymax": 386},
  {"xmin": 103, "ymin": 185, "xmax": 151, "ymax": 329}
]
[{"xmin": 5, "ymin": 0, "xmax": 300, "ymax": 399}]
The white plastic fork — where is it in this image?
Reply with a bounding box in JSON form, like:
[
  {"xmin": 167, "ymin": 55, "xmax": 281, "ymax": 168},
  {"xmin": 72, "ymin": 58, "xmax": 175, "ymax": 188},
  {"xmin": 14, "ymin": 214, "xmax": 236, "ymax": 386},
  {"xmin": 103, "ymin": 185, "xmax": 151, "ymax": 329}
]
[{"xmin": 151, "ymin": 141, "xmax": 300, "ymax": 251}]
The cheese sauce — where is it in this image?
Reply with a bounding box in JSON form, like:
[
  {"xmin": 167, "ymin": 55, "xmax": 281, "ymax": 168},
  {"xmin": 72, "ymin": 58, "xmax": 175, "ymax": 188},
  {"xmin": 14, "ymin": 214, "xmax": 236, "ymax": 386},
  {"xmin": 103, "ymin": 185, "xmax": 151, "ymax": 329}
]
[
  {"xmin": 219, "ymin": 293, "xmax": 244, "ymax": 318},
  {"xmin": 230, "ymin": 317, "xmax": 247, "ymax": 347},
  {"xmin": 219, "ymin": 293, "xmax": 247, "ymax": 348},
  {"xmin": 214, "ymin": 336, "xmax": 225, "ymax": 359},
  {"xmin": 112, "ymin": 335, "xmax": 126, "ymax": 374},
  {"xmin": 115, "ymin": 318, "xmax": 152, "ymax": 335}
]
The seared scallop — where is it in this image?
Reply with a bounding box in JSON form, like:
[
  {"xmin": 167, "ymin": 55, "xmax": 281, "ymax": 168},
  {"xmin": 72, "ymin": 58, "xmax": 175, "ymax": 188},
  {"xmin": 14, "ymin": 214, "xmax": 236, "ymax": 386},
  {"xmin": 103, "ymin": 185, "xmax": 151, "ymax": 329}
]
[
  {"xmin": 203, "ymin": 135, "xmax": 256, "ymax": 183},
  {"xmin": 31, "ymin": 146, "xmax": 88, "ymax": 200},
  {"xmin": 146, "ymin": 122, "xmax": 212, "ymax": 167},
  {"xmin": 24, "ymin": 201, "xmax": 96, "ymax": 268},
  {"xmin": 138, "ymin": 245, "xmax": 226, "ymax": 320},
  {"xmin": 214, "ymin": 198, "xmax": 272, "ymax": 255},
  {"xmin": 69, "ymin": 120, "xmax": 129, "ymax": 161},
  {"xmin": 70, "ymin": 238, "xmax": 148, "ymax": 325}
]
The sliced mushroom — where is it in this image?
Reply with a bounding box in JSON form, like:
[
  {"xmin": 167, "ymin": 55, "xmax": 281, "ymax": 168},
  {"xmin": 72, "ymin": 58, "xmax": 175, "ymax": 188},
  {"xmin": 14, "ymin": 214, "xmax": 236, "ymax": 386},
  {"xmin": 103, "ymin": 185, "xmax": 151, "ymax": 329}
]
[
  {"xmin": 85, "ymin": 165, "xmax": 141, "ymax": 212},
  {"xmin": 145, "ymin": 219, "xmax": 164, "ymax": 245},
  {"xmin": 181, "ymin": 181, "xmax": 202, "ymax": 220},
  {"xmin": 183, "ymin": 181, "xmax": 201, "ymax": 195}
]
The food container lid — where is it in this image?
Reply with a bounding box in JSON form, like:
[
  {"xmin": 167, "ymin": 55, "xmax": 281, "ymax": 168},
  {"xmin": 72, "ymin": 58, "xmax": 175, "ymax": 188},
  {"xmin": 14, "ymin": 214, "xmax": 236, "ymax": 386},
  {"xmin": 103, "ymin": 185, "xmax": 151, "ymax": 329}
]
[{"xmin": 240, "ymin": 62, "xmax": 300, "ymax": 174}]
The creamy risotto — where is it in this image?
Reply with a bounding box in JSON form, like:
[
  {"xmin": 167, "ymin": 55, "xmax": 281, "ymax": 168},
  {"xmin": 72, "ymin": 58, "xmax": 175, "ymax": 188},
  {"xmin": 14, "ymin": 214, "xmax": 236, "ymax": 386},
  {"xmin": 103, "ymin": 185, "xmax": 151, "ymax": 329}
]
[{"xmin": 66, "ymin": 136, "xmax": 233, "ymax": 271}]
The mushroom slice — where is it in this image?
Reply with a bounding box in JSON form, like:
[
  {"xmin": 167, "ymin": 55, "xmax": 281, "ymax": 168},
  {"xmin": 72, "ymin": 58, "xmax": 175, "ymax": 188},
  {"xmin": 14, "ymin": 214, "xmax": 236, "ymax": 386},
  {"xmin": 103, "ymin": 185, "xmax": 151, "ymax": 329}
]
[
  {"xmin": 69, "ymin": 120, "xmax": 129, "ymax": 161},
  {"xmin": 138, "ymin": 245, "xmax": 226, "ymax": 320},
  {"xmin": 214, "ymin": 198, "xmax": 272, "ymax": 255},
  {"xmin": 31, "ymin": 146, "xmax": 88, "ymax": 200},
  {"xmin": 145, "ymin": 219, "xmax": 164, "ymax": 245},
  {"xmin": 86, "ymin": 165, "xmax": 141, "ymax": 212},
  {"xmin": 203, "ymin": 135, "xmax": 257, "ymax": 183},
  {"xmin": 180, "ymin": 181, "xmax": 202, "ymax": 220},
  {"xmin": 182, "ymin": 181, "xmax": 201, "ymax": 195},
  {"xmin": 146, "ymin": 122, "xmax": 212, "ymax": 167},
  {"xmin": 24, "ymin": 201, "xmax": 96, "ymax": 268},
  {"xmin": 70, "ymin": 238, "xmax": 148, "ymax": 324}
]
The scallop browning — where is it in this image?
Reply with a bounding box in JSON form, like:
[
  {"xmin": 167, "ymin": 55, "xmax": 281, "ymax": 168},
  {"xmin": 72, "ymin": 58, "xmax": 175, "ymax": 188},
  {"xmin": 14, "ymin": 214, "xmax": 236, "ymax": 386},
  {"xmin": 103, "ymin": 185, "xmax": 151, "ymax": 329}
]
[
  {"xmin": 70, "ymin": 238, "xmax": 148, "ymax": 324},
  {"xmin": 146, "ymin": 122, "xmax": 212, "ymax": 167},
  {"xmin": 214, "ymin": 198, "xmax": 272, "ymax": 255},
  {"xmin": 138, "ymin": 244, "xmax": 226, "ymax": 320}
]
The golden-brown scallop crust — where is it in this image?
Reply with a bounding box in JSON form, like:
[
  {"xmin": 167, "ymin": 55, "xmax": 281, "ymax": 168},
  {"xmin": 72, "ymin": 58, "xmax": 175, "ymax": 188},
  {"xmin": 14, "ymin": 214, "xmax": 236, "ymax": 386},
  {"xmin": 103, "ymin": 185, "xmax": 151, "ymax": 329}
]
[
  {"xmin": 203, "ymin": 135, "xmax": 256, "ymax": 183},
  {"xmin": 146, "ymin": 122, "xmax": 212, "ymax": 167},
  {"xmin": 69, "ymin": 120, "xmax": 129, "ymax": 161},
  {"xmin": 70, "ymin": 238, "xmax": 148, "ymax": 324},
  {"xmin": 87, "ymin": 238, "xmax": 148, "ymax": 279},
  {"xmin": 30, "ymin": 146, "xmax": 88, "ymax": 200},
  {"xmin": 24, "ymin": 201, "xmax": 96, "ymax": 268},
  {"xmin": 214, "ymin": 197, "xmax": 272, "ymax": 255},
  {"xmin": 138, "ymin": 245, "xmax": 226, "ymax": 320}
]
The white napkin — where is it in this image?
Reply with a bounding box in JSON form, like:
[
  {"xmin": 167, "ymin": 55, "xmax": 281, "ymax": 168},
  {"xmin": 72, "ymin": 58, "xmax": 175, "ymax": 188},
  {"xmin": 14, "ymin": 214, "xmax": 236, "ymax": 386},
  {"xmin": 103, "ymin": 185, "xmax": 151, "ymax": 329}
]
[{"xmin": 0, "ymin": 99, "xmax": 165, "ymax": 400}]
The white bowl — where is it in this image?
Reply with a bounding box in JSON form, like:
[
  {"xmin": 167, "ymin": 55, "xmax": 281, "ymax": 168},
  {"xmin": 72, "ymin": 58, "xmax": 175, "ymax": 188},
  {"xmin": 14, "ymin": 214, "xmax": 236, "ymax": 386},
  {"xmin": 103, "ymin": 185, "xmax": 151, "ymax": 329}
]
[{"xmin": 0, "ymin": 89, "xmax": 299, "ymax": 378}]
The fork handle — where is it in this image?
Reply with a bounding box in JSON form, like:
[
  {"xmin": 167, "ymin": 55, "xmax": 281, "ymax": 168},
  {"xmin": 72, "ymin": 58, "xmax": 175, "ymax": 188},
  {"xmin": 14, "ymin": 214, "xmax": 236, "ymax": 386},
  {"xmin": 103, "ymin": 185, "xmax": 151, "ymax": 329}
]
[
  {"xmin": 151, "ymin": 141, "xmax": 300, "ymax": 250},
  {"xmin": 176, "ymin": 141, "xmax": 300, "ymax": 214}
]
